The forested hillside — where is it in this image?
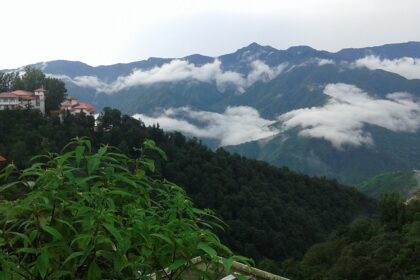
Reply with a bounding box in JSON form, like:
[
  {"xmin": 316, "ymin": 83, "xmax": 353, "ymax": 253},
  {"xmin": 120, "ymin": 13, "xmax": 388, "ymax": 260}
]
[
  {"xmin": 358, "ymin": 171, "xmax": 420, "ymax": 199},
  {"xmin": 0, "ymin": 109, "xmax": 375, "ymax": 269},
  {"xmin": 281, "ymin": 194, "xmax": 420, "ymax": 280}
]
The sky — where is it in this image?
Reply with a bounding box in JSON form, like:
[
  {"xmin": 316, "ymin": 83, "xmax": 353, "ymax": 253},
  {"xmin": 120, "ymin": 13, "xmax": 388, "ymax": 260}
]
[{"xmin": 2, "ymin": 0, "xmax": 420, "ymax": 69}]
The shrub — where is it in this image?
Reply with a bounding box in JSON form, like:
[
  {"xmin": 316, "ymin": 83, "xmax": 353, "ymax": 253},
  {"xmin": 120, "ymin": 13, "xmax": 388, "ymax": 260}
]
[{"xmin": 0, "ymin": 138, "xmax": 238, "ymax": 279}]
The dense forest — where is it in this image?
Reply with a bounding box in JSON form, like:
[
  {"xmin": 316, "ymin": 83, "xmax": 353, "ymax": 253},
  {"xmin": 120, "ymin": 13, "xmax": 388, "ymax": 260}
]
[
  {"xmin": 0, "ymin": 108, "xmax": 375, "ymax": 271},
  {"xmin": 281, "ymin": 193, "xmax": 420, "ymax": 279}
]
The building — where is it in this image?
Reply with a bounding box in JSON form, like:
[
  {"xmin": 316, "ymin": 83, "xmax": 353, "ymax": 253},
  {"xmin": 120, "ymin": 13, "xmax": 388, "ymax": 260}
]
[
  {"xmin": 0, "ymin": 88, "xmax": 46, "ymax": 115},
  {"xmin": 51, "ymin": 96, "xmax": 95, "ymax": 117},
  {"xmin": 0, "ymin": 156, "xmax": 7, "ymax": 167}
]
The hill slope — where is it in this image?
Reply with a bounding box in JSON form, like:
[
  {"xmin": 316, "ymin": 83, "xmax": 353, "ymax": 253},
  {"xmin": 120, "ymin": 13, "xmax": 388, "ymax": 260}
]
[
  {"xmin": 5, "ymin": 41, "xmax": 420, "ymax": 185},
  {"xmin": 358, "ymin": 170, "xmax": 420, "ymax": 199},
  {"xmin": 0, "ymin": 109, "xmax": 375, "ymax": 265}
]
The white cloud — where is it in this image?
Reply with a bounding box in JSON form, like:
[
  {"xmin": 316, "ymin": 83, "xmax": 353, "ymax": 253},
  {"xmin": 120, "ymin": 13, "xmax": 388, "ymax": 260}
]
[
  {"xmin": 316, "ymin": 58, "xmax": 335, "ymax": 66},
  {"xmin": 133, "ymin": 106, "xmax": 278, "ymax": 146},
  {"xmin": 354, "ymin": 56, "xmax": 420, "ymax": 79},
  {"xmin": 55, "ymin": 59, "xmax": 286, "ymax": 94},
  {"xmin": 278, "ymin": 83, "xmax": 420, "ymax": 149}
]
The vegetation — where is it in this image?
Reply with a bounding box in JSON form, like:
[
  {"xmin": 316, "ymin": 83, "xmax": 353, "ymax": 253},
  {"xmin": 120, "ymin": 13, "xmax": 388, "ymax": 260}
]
[
  {"xmin": 0, "ymin": 109, "xmax": 375, "ymax": 271},
  {"xmin": 358, "ymin": 170, "xmax": 420, "ymax": 199},
  {"xmin": 281, "ymin": 193, "xmax": 420, "ymax": 280},
  {"xmin": 0, "ymin": 67, "xmax": 67, "ymax": 111},
  {"xmin": 0, "ymin": 138, "xmax": 241, "ymax": 279}
]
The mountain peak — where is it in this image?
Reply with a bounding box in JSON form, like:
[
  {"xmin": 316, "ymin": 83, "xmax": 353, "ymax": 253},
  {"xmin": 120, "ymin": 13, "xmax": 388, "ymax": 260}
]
[
  {"xmin": 240, "ymin": 42, "xmax": 277, "ymax": 52},
  {"xmin": 247, "ymin": 42, "xmax": 263, "ymax": 48},
  {"xmin": 286, "ymin": 45, "xmax": 316, "ymax": 53}
]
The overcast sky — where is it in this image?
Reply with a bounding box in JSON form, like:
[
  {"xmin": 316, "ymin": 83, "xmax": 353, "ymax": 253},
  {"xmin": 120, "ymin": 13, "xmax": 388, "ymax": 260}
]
[{"xmin": 2, "ymin": 0, "xmax": 420, "ymax": 69}]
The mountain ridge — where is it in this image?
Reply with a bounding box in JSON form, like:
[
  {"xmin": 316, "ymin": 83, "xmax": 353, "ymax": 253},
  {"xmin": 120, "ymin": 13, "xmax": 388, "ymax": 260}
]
[{"xmin": 19, "ymin": 41, "xmax": 420, "ymax": 75}]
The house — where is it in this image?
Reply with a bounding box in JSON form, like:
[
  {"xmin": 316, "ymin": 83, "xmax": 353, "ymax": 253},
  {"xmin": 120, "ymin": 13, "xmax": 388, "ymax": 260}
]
[
  {"xmin": 0, "ymin": 156, "xmax": 7, "ymax": 167},
  {"xmin": 51, "ymin": 96, "xmax": 95, "ymax": 117},
  {"xmin": 0, "ymin": 88, "xmax": 46, "ymax": 115}
]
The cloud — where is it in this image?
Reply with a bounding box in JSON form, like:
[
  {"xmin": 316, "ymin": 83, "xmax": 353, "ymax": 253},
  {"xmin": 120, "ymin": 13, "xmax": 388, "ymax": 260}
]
[
  {"xmin": 55, "ymin": 59, "xmax": 286, "ymax": 94},
  {"xmin": 278, "ymin": 83, "xmax": 420, "ymax": 149},
  {"xmin": 133, "ymin": 106, "xmax": 278, "ymax": 146},
  {"xmin": 353, "ymin": 56, "xmax": 420, "ymax": 79},
  {"xmin": 316, "ymin": 58, "xmax": 335, "ymax": 66}
]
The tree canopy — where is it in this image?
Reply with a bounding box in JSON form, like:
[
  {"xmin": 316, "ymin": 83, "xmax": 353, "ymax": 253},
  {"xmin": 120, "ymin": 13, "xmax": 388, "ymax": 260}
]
[
  {"xmin": 281, "ymin": 194, "xmax": 420, "ymax": 280},
  {"xmin": 0, "ymin": 109, "xmax": 375, "ymax": 272}
]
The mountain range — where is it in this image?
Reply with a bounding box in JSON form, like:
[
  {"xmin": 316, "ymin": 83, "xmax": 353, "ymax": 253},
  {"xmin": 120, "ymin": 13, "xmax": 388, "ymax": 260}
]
[{"xmin": 8, "ymin": 41, "xmax": 420, "ymax": 185}]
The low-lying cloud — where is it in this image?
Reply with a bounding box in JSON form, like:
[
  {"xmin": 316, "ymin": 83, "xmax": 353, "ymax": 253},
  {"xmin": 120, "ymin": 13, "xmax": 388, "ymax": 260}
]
[
  {"xmin": 354, "ymin": 56, "xmax": 420, "ymax": 79},
  {"xmin": 59, "ymin": 59, "xmax": 286, "ymax": 94},
  {"xmin": 133, "ymin": 106, "xmax": 278, "ymax": 146},
  {"xmin": 278, "ymin": 83, "xmax": 420, "ymax": 149}
]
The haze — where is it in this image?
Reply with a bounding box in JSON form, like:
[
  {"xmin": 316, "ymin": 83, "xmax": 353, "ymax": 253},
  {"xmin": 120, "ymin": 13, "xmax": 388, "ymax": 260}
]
[{"xmin": 2, "ymin": 0, "xmax": 420, "ymax": 69}]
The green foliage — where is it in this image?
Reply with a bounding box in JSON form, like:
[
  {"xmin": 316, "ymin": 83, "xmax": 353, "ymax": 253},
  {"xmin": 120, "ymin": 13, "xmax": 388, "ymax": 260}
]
[
  {"xmin": 0, "ymin": 138, "xmax": 236, "ymax": 279},
  {"xmin": 0, "ymin": 108, "xmax": 376, "ymax": 270},
  {"xmin": 0, "ymin": 72, "xmax": 19, "ymax": 92},
  {"xmin": 281, "ymin": 198, "xmax": 420, "ymax": 280},
  {"xmin": 379, "ymin": 193, "xmax": 406, "ymax": 231},
  {"xmin": 358, "ymin": 171, "xmax": 420, "ymax": 199}
]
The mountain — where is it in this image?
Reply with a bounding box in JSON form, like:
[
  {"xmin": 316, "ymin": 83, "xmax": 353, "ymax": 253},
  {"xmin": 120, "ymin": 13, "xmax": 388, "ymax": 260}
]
[
  {"xmin": 225, "ymin": 125, "xmax": 420, "ymax": 185},
  {"xmin": 24, "ymin": 41, "xmax": 420, "ymax": 115},
  {"xmin": 4, "ymin": 41, "xmax": 420, "ymax": 184},
  {"xmin": 358, "ymin": 170, "xmax": 420, "ymax": 199}
]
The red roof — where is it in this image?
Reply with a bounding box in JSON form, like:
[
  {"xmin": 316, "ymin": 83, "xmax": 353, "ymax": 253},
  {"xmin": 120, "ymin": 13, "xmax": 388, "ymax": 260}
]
[
  {"xmin": 35, "ymin": 88, "xmax": 47, "ymax": 92},
  {"xmin": 0, "ymin": 156, "xmax": 7, "ymax": 162},
  {"xmin": 11, "ymin": 90, "xmax": 34, "ymax": 97},
  {"xmin": 0, "ymin": 92, "xmax": 18, "ymax": 98},
  {"xmin": 50, "ymin": 109, "xmax": 63, "ymax": 115},
  {"xmin": 74, "ymin": 103, "xmax": 95, "ymax": 113}
]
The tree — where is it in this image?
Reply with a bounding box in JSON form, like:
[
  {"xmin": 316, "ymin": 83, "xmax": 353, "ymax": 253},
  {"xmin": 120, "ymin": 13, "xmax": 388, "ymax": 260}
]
[
  {"xmin": 379, "ymin": 193, "xmax": 406, "ymax": 231},
  {"xmin": 44, "ymin": 77, "xmax": 67, "ymax": 112},
  {"xmin": 0, "ymin": 138, "xmax": 239, "ymax": 279},
  {"xmin": 11, "ymin": 66, "xmax": 67, "ymax": 112},
  {"xmin": 13, "ymin": 66, "xmax": 45, "ymax": 91},
  {"xmin": 0, "ymin": 72, "xmax": 19, "ymax": 92}
]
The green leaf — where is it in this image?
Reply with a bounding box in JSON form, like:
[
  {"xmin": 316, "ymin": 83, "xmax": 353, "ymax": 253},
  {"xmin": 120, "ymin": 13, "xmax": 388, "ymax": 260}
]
[
  {"xmin": 0, "ymin": 181, "xmax": 21, "ymax": 193},
  {"xmin": 197, "ymin": 243, "xmax": 217, "ymax": 259},
  {"xmin": 222, "ymin": 258, "xmax": 234, "ymax": 274},
  {"xmin": 144, "ymin": 139, "xmax": 167, "ymax": 160},
  {"xmin": 36, "ymin": 248, "xmax": 50, "ymax": 278},
  {"xmin": 17, "ymin": 247, "xmax": 38, "ymax": 254},
  {"xmin": 63, "ymin": 251, "xmax": 84, "ymax": 265},
  {"xmin": 75, "ymin": 145, "xmax": 85, "ymax": 167},
  {"xmin": 108, "ymin": 190, "xmax": 135, "ymax": 197},
  {"xmin": 151, "ymin": 233, "xmax": 174, "ymax": 245},
  {"xmin": 103, "ymin": 223, "xmax": 123, "ymax": 244},
  {"xmin": 87, "ymin": 260, "xmax": 101, "ymax": 280},
  {"xmin": 11, "ymin": 232, "xmax": 31, "ymax": 244},
  {"xmin": 41, "ymin": 225, "xmax": 63, "ymax": 241},
  {"xmin": 87, "ymin": 156, "xmax": 100, "ymax": 175},
  {"xmin": 114, "ymin": 174, "xmax": 137, "ymax": 188},
  {"xmin": 142, "ymin": 158, "xmax": 155, "ymax": 172},
  {"xmin": 168, "ymin": 258, "xmax": 187, "ymax": 272}
]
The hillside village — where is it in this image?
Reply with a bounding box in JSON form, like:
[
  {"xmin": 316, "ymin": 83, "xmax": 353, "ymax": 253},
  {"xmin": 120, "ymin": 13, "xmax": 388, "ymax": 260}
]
[{"xmin": 0, "ymin": 88, "xmax": 95, "ymax": 117}]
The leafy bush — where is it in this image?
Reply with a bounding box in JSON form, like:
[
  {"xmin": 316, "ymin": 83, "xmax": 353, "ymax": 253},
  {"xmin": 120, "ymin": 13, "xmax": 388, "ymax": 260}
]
[{"xmin": 0, "ymin": 138, "xmax": 238, "ymax": 279}]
